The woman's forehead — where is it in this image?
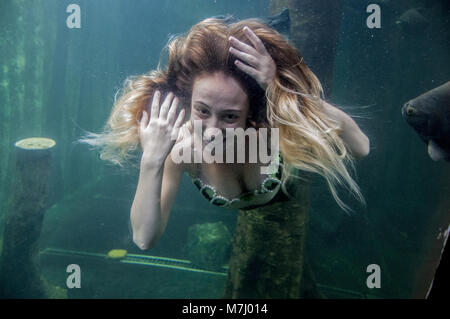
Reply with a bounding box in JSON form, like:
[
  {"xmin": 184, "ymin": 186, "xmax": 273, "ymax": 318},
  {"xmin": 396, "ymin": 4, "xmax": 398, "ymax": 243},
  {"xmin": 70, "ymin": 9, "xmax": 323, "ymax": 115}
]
[{"xmin": 191, "ymin": 72, "xmax": 248, "ymax": 109}]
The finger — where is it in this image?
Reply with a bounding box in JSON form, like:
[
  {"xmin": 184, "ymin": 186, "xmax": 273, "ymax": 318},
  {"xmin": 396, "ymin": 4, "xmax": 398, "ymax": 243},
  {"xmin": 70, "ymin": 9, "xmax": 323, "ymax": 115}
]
[
  {"xmin": 243, "ymin": 26, "xmax": 267, "ymax": 54},
  {"xmin": 229, "ymin": 47, "xmax": 259, "ymax": 68},
  {"xmin": 234, "ymin": 60, "xmax": 260, "ymax": 81},
  {"xmin": 171, "ymin": 109, "xmax": 186, "ymax": 141},
  {"xmin": 229, "ymin": 36, "xmax": 258, "ymax": 56},
  {"xmin": 150, "ymin": 90, "xmax": 160, "ymax": 120},
  {"xmin": 167, "ymin": 96, "xmax": 179, "ymax": 125},
  {"xmin": 160, "ymin": 92, "xmax": 174, "ymax": 120},
  {"xmin": 174, "ymin": 108, "xmax": 186, "ymax": 128},
  {"xmin": 140, "ymin": 110, "xmax": 148, "ymax": 131}
]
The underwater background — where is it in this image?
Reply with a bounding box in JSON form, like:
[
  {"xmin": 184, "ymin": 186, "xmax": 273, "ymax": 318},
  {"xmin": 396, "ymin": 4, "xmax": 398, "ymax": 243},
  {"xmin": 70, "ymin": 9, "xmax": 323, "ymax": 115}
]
[{"xmin": 0, "ymin": 0, "xmax": 449, "ymax": 298}]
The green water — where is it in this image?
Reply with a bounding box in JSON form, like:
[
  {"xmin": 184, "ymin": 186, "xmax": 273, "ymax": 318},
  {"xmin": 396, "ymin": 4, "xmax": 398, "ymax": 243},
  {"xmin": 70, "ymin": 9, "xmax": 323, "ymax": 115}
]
[{"xmin": 0, "ymin": 0, "xmax": 449, "ymax": 299}]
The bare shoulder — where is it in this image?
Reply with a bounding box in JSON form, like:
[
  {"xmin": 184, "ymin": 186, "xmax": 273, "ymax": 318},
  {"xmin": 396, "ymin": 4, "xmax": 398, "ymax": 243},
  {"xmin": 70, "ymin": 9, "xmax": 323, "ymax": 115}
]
[{"xmin": 321, "ymin": 100, "xmax": 348, "ymax": 125}]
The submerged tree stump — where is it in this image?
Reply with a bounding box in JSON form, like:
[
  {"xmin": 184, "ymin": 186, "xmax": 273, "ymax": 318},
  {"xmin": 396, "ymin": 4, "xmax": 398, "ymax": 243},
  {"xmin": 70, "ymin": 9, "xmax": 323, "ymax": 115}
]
[
  {"xmin": 224, "ymin": 177, "xmax": 312, "ymax": 298},
  {"xmin": 269, "ymin": 0, "xmax": 344, "ymax": 97},
  {"xmin": 0, "ymin": 137, "xmax": 56, "ymax": 298}
]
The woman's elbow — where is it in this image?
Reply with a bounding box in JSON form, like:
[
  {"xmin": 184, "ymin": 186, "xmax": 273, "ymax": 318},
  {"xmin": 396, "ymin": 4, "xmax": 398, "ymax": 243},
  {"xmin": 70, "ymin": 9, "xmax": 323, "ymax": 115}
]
[
  {"xmin": 133, "ymin": 235, "xmax": 150, "ymax": 250},
  {"xmin": 353, "ymin": 135, "xmax": 370, "ymax": 158},
  {"xmin": 132, "ymin": 232, "xmax": 159, "ymax": 251}
]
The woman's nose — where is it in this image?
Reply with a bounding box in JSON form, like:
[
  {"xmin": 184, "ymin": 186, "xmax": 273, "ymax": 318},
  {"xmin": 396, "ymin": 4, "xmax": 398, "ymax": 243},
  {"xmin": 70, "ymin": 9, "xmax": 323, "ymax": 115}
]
[
  {"xmin": 203, "ymin": 117, "xmax": 224, "ymax": 141},
  {"xmin": 203, "ymin": 116, "xmax": 220, "ymax": 130}
]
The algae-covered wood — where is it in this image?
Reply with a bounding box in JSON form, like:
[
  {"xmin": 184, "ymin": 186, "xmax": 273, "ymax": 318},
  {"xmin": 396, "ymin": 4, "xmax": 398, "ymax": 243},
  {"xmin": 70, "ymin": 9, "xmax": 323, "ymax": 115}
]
[{"xmin": 0, "ymin": 139, "xmax": 65, "ymax": 298}]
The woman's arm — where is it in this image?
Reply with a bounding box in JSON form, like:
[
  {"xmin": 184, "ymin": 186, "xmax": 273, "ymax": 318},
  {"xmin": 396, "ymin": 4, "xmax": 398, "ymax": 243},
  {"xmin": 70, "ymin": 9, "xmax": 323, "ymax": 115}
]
[
  {"xmin": 131, "ymin": 91, "xmax": 186, "ymax": 250},
  {"xmin": 322, "ymin": 101, "xmax": 370, "ymax": 158},
  {"xmin": 227, "ymin": 28, "xmax": 369, "ymax": 158},
  {"xmin": 131, "ymin": 154, "xmax": 184, "ymax": 250}
]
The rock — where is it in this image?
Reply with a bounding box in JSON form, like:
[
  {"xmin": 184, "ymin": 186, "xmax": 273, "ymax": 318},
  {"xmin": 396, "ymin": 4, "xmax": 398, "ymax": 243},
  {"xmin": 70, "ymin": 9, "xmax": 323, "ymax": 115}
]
[{"xmin": 185, "ymin": 222, "xmax": 232, "ymax": 270}]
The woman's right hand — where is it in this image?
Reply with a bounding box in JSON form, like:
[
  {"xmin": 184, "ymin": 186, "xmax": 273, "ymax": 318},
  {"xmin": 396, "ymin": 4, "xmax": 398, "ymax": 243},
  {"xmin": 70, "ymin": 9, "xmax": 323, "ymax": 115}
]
[{"xmin": 139, "ymin": 91, "xmax": 185, "ymax": 167}]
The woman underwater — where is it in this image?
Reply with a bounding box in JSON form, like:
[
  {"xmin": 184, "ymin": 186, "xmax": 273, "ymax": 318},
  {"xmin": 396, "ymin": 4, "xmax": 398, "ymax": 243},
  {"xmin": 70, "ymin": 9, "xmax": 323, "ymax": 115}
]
[{"xmin": 83, "ymin": 17, "xmax": 369, "ymax": 298}]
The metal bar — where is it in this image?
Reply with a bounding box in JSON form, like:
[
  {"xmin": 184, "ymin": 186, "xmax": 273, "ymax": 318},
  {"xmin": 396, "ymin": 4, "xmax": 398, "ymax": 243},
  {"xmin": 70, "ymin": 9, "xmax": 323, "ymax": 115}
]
[{"xmin": 40, "ymin": 247, "xmax": 228, "ymax": 276}]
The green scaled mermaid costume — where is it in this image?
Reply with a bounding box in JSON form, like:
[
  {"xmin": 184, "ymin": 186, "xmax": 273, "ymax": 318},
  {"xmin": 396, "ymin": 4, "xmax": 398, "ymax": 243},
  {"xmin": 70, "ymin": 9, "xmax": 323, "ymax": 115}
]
[{"xmin": 188, "ymin": 153, "xmax": 286, "ymax": 209}]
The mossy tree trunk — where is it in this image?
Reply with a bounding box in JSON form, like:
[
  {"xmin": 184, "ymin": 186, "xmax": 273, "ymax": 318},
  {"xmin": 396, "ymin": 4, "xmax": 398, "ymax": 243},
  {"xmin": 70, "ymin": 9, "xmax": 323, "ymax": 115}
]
[
  {"xmin": 223, "ymin": 176, "xmax": 325, "ymax": 298},
  {"xmin": 224, "ymin": 190, "xmax": 310, "ymax": 298},
  {"xmin": 269, "ymin": 0, "xmax": 344, "ymax": 97},
  {"xmin": 0, "ymin": 146, "xmax": 53, "ymax": 298}
]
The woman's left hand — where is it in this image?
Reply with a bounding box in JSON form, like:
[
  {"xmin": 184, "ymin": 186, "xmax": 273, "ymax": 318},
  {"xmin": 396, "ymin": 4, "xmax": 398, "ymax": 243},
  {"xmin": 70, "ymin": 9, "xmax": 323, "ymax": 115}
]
[{"xmin": 229, "ymin": 26, "xmax": 276, "ymax": 90}]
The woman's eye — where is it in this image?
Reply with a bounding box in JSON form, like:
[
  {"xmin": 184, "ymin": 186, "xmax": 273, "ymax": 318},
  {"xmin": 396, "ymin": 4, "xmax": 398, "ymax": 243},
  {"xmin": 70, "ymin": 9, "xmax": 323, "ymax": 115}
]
[
  {"xmin": 198, "ymin": 109, "xmax": 209, "ymax": 116},
  {"xmin": 224, "ymin": 114, "xmax": 238, "ymax": 121}
]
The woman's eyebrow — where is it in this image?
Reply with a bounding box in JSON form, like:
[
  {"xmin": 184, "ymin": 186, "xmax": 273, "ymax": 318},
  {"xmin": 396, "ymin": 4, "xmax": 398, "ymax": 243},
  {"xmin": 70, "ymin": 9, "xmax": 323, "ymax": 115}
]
[
  {"xmin": 222, "ymin": 109, "xmax": 242, "ymax": 113},
  {"xmin": 193, "ymin": 101, "xmax": 210, "ymax": 108},
  {"xmin": 194, "ymin": 101, "xmax": 242, "ymax": 113}
]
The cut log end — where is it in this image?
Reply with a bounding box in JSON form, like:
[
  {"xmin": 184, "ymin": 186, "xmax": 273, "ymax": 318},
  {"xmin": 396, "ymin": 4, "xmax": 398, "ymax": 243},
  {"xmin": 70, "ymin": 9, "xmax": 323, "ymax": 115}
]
[{"xmin": 15, "ymin": 137, "xmax": 56, "ymax": 150}]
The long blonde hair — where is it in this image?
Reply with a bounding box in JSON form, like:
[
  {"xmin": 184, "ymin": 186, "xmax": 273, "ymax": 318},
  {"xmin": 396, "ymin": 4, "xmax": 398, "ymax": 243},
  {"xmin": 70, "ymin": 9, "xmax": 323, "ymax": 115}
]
[{"xmin": 80, "ymin": 18, "xmax": 364, "ymax": 212}]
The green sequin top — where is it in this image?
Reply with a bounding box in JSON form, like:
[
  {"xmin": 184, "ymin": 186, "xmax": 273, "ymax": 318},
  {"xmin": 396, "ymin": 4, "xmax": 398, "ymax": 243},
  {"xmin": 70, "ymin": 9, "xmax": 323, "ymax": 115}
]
[{"xmin": 188, "ymin": 154, "xmax": 284, "ymax": 208}]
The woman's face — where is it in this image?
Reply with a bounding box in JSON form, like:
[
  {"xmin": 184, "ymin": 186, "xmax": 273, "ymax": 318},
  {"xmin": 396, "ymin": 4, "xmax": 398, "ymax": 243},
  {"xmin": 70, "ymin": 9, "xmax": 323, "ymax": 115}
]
[{"xmin": 190, "ymin": 71, "xmax": 249, "ymax": 143}]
